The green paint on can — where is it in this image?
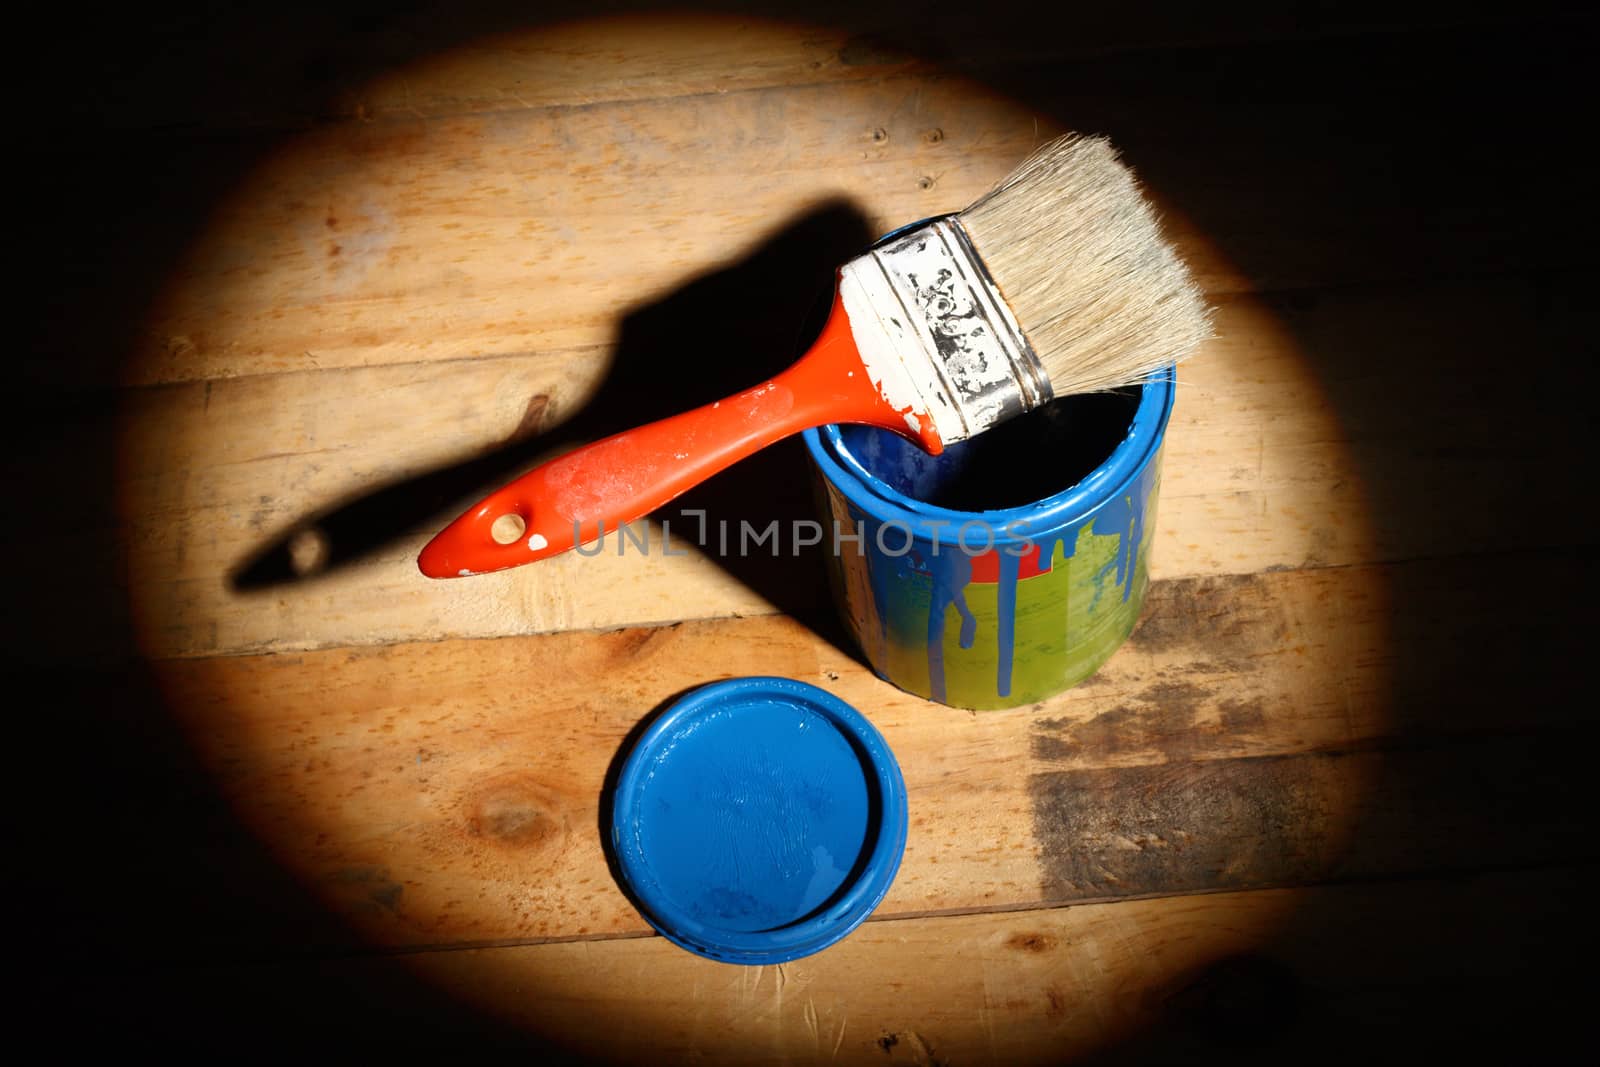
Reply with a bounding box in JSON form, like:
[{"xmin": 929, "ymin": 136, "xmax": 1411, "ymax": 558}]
[{"xmin": 803, "ymin": 371, "xmax": 1172, "ymax": 710}]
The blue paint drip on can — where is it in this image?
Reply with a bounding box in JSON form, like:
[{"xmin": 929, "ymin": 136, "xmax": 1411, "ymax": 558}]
[
  {"xmin": 996, "ymin": 547, "xmax": 1021, "ymax": 697},
  {"xmin": 924, "ymin": 549, "xmax": 974, "ymax": 705},
  {"xmin": 804, "ymin": 368, "xmax": 1174, "ymax": 710}
]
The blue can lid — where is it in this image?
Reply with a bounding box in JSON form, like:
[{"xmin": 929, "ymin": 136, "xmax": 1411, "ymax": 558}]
[{"xmin": 611, "ymin": 677, "xmax": 908, "ymax": 964}]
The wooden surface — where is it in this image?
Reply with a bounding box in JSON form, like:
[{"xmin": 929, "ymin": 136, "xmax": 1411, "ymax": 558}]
[{"xmin": 12, "ymin": 3, "xmax": 1598, "ymax": 1061}]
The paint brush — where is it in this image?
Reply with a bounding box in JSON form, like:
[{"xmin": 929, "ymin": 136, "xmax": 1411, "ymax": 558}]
[{"xmin": 419, "ymin": 134, "xmax": 1209, "ymax": 578}]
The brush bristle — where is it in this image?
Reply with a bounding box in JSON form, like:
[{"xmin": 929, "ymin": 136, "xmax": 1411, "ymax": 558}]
[{"xmin": 958, "ymin": 134, "xmax": 1211, "ymax": 395}]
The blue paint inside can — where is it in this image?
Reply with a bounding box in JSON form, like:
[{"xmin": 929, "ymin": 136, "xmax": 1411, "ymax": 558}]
[{"xmin": 611, "ymin": 677, "xmax": 907, "ymax": 964}]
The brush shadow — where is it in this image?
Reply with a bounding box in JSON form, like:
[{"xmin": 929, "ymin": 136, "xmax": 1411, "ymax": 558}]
[{"xmin": 228, "ymin": 200, "xmax": 874, "ymax": 652}]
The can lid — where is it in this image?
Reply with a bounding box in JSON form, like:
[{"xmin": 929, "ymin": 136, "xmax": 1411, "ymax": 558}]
[{"xmin": 611, "ymin": 677, "xmax": 908, "ymax": 964}]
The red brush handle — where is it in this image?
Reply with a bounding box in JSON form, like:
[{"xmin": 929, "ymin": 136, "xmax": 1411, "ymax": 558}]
[{"xmin": 418, "ymin": 292, "xmax": 940, "ymax": 577}]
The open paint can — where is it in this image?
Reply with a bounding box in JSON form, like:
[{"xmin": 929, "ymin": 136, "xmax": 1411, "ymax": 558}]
[
  {"xmin": 611, "ymin": 677, "xmax": 907, "ymax": 964},
  {"xmin": 802, "ymin": 368, "xmax": 1174, "ymax": 710}
]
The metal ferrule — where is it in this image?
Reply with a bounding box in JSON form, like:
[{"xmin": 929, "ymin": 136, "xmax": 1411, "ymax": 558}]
[{"xmin": 846, "ymin": 215, "xmax": 1051, "ymax": 444}]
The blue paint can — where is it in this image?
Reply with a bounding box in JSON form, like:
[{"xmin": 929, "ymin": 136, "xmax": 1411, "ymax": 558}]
[
  {"xmin": 802, "ymin": 369, "xmax": 1174, "ymax": 709},
  {"xmin": 611, "ymin": 677, "xmax": 908, "ymax": 964}
]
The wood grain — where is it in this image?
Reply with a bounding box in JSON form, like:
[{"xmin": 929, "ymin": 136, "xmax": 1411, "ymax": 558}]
[
  {"xmin": 49, "ymin": 7, "xmax": 1512, "ymax": 133},
  {"xmin": 33, "ymin": 26, "xmax": 1582, "ymax": 390},
  {"xmin": 16, "ymin": 8, "xmax": 1594, "ymax": 1059},
  {"xmin": 115, "ymin": 274, "xmax": 1597, "ymax": 660},
  {"xmin": 127, "ymin": 75, "xmax": 1061, "ymax": 387},
  {"xmin": 376, "ymin": 867, "xmax": 1594, "ymax": 1064},
  {"xmin": 43, "ymin": 866, "xmax": 1589, "ymax": 1060},
  {"xmin": 149, "ymin": 554, "xmax": 1594, "ymax": 951}
]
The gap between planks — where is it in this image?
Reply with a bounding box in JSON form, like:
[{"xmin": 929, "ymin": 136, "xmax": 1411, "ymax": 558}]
[
  {"xmin": 43, "ymin": 864, "xmax": 1591, "ymax": 1063},
  {"xmin": 141, "ymin": 553, "xmax": 1596, "ymax": 951}
]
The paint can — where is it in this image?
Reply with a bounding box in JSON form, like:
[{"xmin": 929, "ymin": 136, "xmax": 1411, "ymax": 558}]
[
  {"xmin": 611, "ymin": 677, "xmax": 908, "ymax": 964},
  {"xmin": 802, "ymin": 368, "xmax": 1174, "ymax": 709}
]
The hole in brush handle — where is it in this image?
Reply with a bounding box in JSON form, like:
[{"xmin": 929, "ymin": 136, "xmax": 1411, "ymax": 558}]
[{"xmin": 490, "ymin": 513, "xmax": 526, "ymax": 545}]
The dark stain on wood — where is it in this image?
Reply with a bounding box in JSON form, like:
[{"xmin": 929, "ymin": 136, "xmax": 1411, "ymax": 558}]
[
  {"xmin": 1030, "ymin": 754, "xmax": 1342, "ymax": 899},
  {"xmin": 503, "ymin": 393, "xmax": 550, "ymax": 446},
  {"xmin": 603, "ymin": 623, "xmax": 672, "ymax": 665},
  {"xmin": 875, "ymin": 1031, "xmax": 947, "ymax": 1066},
  {"xmin": 368, "ymin": 881, "xmax": 403, "ymax": 914},
  {"xmin": 326, "ymin": 865, "xmax": 406, "ymax": 917},
  {"xmin": 1029, "ymin": 572, "xmax": 1285, "ymax": 765},
  {"xmin": 1029, "ymin": 733, "xmax": 1596, "ymax": 903},
  {"xmin": 1129, "ymin": 573, "xmax": 1292, "ymax": 662},
  {"xmin": 1008, "ymin": 931, "xmax": 1057, "ymax": 953},
  {"xmin": 1219, "ymin": 697, "xmax": 1268, "ymax": 733},
  {"xmin": 1032, "ymin": 680, "xmax": 1265, "ymax": 763}
]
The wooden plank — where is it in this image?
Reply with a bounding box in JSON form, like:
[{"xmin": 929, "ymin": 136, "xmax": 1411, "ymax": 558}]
[
  {"xmin": 105, "ymin": 275, "xmax": 1595, "ymax": 659},
  {"xmin": 317, "ymin": 10, "xmax": 1568, "ymax": 127},
  {"xmin": 119, "ymin": 75, "xmax": 1111, "ymax": 387},
  {"xmin": 24, "ymin": 266, "xmax": 1593, "ymax": 665},
  {"xmin": 361, "ymin": 867, "xmax": 1598, "ymax": 1064},
  {"xmin": 322, "ymin": 16, "xmax": 927, "ymax": 120},
  {"xmin": 23, "ymin": 24, "xmax": 1583, "ymax": 390},
  {"xmin": 141, "ymin": 554, "xmax": 1596, "ymax": 952},
  {"xmin": 35, "ymin": 866, "xmax": 1591, "ymax": 1060},
  {"xmin": 36, "ymin": 6, "xmax": 1564, "ymax": 133}
]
